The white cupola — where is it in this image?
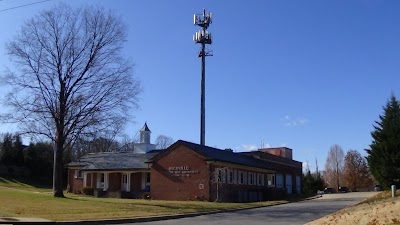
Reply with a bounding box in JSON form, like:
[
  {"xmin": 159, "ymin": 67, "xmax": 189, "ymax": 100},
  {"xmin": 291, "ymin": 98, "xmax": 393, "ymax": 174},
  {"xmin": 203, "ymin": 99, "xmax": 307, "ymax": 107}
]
[{"xmin": 134, "ymin": 122, "xmax": 156, "ymax": 154}]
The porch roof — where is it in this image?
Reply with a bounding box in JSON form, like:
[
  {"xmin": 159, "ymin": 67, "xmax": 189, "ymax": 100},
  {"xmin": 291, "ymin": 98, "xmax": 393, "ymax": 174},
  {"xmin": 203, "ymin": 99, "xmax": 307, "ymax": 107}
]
[{"xmin": 67, "ymin": 150, "xmax": 162, "ymax": 171}]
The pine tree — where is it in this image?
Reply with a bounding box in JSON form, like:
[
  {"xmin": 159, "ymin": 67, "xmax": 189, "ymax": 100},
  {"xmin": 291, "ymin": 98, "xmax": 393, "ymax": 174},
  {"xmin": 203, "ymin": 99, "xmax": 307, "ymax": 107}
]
[{"xmin": 366, "ymin": 95, "xmax": 400, "ymax": 189}]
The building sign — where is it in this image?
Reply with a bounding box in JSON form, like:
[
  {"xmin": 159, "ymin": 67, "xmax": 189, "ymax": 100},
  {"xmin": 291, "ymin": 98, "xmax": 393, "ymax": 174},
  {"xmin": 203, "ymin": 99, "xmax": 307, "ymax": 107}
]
[{"xmin": 168, "ymin": 166, "xmax": 199, "ymax": 177}]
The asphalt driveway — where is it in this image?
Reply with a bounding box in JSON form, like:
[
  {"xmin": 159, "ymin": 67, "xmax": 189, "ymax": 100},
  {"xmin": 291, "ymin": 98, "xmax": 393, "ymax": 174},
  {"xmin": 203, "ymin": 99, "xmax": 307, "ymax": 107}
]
[{"xmin": 121, "ymin": 192, "xmax": 376, "ymax": 225}]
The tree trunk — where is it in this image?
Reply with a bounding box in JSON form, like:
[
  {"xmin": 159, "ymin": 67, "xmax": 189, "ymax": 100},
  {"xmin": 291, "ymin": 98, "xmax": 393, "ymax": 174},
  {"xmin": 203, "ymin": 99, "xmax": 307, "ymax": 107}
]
[{"xmin": 53, "ymin": 148, "xmax": 65, "ymax": 197}]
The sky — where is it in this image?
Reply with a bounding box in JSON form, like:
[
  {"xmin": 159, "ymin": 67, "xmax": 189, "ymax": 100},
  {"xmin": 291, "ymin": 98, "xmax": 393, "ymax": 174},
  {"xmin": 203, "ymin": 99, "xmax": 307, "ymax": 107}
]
[{"xmin": 1, "ymin": 0, "xmax": 400, "ymax": 172}]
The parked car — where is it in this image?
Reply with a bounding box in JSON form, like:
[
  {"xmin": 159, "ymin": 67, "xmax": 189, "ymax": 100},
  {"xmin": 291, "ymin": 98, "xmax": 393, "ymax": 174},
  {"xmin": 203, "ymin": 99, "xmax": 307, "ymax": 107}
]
[
  {"xmin": 375, "ymin": 184, "xmax": 383, "ymax": 191},
  {"xmin": 338, "ymin": 186, "xmax": 349, "ymax": 193},
  {"xmin": 324, "ymin": 187, "xmax": 336, "ymax": 193}
]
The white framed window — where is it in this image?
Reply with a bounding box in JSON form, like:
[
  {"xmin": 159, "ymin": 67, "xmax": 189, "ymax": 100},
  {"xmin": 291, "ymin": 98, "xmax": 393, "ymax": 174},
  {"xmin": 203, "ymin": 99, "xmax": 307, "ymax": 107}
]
[
  {"xmin": 217, "ymin": 169, "xmax": 222, "ymax": 183},
  {"xmin": 122, "ymin": 174, "xmax": 128, "ymax": 184},
  {"xmin": 268, "ymin": 174, "xmax": 276, "ymax": 187},
  {"xmin": 74, "ymin": 170, "xmax": 83, "ymax": 178},
  {"xmin": 239, "ymin": 171, "xmax": 244, "ymax": 184},
  {"xmin": 221, "ymin": 169, "xmax": 226, "ymax": 183},
  {"xmin": 257, "ymin": 173, "xmax": 262, "ymax": 186},
  {"xmin": 249, "ymin": 173, "xmax": 254, "ymax": 185},
  {"xmin": 228, "ymin": 170, "xmax": 234, "ymax": 183}
]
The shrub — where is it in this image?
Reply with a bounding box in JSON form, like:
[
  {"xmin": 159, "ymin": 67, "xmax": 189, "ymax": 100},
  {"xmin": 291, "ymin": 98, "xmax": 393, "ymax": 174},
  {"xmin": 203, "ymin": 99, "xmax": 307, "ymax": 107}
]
[
  {"xmin": 81, "ymin": 187, "xmax": 95, "ymax": 196},
  {"xmin": 142, "ymin": 192, "xmax": 151, "ymax": 199}
]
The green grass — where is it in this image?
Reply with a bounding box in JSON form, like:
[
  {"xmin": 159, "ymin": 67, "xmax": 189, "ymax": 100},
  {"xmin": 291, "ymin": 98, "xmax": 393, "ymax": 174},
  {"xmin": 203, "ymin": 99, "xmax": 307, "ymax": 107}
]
[{"xmin": 0, "ymin": 176, "xmax": 287, "ymax": 221}]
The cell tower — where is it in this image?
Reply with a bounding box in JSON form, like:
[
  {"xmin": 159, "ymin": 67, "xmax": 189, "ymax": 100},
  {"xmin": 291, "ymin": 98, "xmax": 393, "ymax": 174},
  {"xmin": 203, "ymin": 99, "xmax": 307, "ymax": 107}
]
[{"xmin": 193, "ymin": 9, "xmax": 213, "ymax": 146}]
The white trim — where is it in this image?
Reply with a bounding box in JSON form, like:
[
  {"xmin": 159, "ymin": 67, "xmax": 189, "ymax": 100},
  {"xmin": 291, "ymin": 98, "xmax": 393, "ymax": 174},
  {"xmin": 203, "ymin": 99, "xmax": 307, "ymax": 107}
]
[
  {"xmin": 268, "ymin": 174, "xmax": 276, "ymax": 187},
  {"xmin": 221, "ymin": 169, "xmax": 226, "ymax": 183},
  {"xmin": 127, "ymin": 173, "xmax": 131, "ymax": 192},
  {"xmin": 104, "ymin": 172, "xmax": 109, "ymax": 191},
  {"xmin": 83, "ymin": 172, "xmax": 87, "ymax": 187}
]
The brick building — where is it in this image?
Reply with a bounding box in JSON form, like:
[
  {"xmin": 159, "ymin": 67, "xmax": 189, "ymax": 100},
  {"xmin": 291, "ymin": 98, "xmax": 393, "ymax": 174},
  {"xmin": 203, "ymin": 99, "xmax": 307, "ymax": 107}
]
[
  {"xmin": 148, "ymin": 140, "xmax": 302, "ymax": 202},
  {"xmin": 67, "ymin": 123, "xmax": 158, "ymax": 197},
  {"xmin": 67, "ymin": 123, "xmax": 302, "ymax": 202}
]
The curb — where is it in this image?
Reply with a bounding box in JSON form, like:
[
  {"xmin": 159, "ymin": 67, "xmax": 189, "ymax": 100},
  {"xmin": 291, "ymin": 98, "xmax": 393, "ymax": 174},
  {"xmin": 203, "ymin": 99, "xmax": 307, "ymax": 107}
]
[{"xmin": 0, "ymin": 196, "xmax": 321, "ymax": 225}]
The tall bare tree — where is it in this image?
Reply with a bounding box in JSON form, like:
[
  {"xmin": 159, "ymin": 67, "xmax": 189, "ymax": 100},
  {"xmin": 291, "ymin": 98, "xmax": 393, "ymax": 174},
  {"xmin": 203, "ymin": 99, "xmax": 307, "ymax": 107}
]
[
  {"xmin": 343, "ymin": 149, "xmax": 373, "ymax": 191},
  {"xmin": 1, "ymin": 4, "xmax": 141, "ymax": 197},
  {"xmin": 155, "ymin": 135, "xmax": 174, "ymax": 149},
  {"xmin": 325, "ymin": 144, "xmax": 344, "ymax": 190}
]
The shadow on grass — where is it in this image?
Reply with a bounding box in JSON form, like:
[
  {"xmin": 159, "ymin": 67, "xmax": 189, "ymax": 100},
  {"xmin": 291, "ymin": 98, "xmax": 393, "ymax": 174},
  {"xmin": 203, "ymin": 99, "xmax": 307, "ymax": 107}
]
[{"xmin": 0, "ymin": 175, "xmax": 52, "ymax": 189}]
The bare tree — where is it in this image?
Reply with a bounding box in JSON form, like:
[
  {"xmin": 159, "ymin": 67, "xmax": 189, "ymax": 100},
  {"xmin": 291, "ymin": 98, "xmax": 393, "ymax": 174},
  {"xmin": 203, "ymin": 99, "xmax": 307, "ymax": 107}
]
[
  {"xmin": 155, "ymin": 135, "xmax": 174, "ymax": 149},
  {"xmin": 325, "ymin": 145, "xmax": 344, "ymax": 190},
  {"xmin": 1, "ymin": 4, "xmax": 141, "ymax": 197},
  {"xmin": 343, "ymin": 149, "xmax": 373, "ymax": 191}
]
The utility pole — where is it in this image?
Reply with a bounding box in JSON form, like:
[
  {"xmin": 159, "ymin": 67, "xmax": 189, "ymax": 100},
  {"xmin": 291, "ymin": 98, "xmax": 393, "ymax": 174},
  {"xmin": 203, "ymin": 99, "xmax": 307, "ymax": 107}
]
[{"xmin": 193, "ymin": 9, "xmax": 213, "ymax": 146}]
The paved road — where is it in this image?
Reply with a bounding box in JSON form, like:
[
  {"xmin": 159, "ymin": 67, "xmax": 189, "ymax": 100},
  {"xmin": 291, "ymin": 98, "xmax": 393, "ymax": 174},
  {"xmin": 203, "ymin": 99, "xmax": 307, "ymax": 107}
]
[{"xmin": 120, "ymin": 192, "xmax": 376, "ymax": 225}]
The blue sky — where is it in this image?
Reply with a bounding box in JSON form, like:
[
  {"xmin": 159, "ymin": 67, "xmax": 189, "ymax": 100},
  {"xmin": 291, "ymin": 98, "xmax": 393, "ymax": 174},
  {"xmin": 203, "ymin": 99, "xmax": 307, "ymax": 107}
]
[{"xmin": 1, "ymin": 0, "xmax": 399, "ymax": 172}]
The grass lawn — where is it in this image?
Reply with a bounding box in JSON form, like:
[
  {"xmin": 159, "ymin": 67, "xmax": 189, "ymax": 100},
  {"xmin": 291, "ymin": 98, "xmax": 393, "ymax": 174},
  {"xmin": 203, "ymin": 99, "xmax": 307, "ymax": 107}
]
[{"xmin": 0, "ymin": 176, "xmax": 287, "ymax": 221}]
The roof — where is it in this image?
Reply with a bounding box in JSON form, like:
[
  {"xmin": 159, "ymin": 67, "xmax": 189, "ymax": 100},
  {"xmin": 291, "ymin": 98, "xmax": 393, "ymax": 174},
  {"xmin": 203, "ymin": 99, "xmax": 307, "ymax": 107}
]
[
  {"xmin": 140, "ymin": 122, "xmax": 151, "ymax": 132},
  {"xmin": 149, "ymin": 140, "xmax": 275, "ymax": 171},
  {"xmin": 242, "ymin": 151, "xmax": 302, "ymax": 168},
  {"xmin": 67, "ymin": 151, "xmax": 160, "ymax": 171}
]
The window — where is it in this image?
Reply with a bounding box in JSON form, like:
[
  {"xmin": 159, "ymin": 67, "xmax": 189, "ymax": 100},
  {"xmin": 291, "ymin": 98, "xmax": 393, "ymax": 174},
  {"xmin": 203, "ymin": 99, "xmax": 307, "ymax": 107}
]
[
  {"xmin": 228, "ymin": 170, "xmax": 234, "ymax": 183},
  {"xmin": 267, "ymin": 174, "xmax": 275, "ymax": 187},
  {"xmin": 221, "ymin": 169, "xmax": 226, "ymax": 183},
  {"xmin": 249, "ymin": 173, "xmax": 254, "ymax": 185},
  {"xmin": 122, "ymin": 174, "xmax": 128, "ymax": 184},
  {"xmin": 257, "ymin": 174, "xmax": 262, "ymax": 186},
  {"xmin": 100, "ymin": 173, "xmax": 105, "ymax": 183},
  {"xmin": 239, "ymin": 171, "xmax": 244, "ymax": 184},
  {"xmin": 75, "ymin": 170, "xmax": 83, "ymax": 178}
]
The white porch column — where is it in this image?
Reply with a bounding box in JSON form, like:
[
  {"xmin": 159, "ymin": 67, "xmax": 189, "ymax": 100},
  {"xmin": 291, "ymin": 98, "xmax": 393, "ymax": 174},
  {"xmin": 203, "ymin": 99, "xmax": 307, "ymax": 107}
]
[
  {"xmin": 104, "ymin": 172, "xmax": 109, "ymax": 191},
  {"xmin": 83, "ymin": 172, "xmax": 87, "ymax": 187},
  {"xmin": 127, "ymin": 173, "xmax": 131, "ymax": 192}
]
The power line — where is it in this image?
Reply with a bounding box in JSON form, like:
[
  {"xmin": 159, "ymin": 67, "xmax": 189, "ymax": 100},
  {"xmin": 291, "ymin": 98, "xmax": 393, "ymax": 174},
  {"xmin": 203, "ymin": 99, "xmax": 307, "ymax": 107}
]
[{"xmin": 0, "ymin": 0, "xmax": 52, "ymax": 13}]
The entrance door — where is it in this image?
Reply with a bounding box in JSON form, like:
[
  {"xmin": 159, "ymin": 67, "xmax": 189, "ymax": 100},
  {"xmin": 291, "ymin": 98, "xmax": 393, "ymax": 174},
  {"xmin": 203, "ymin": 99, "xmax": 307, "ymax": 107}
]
[
  {"xmin": 285, "ymin": 174, "xmax": 292, "ymax": 194},
  {"xmin": 97, "ymin": 173, "xmax": 105, "ymax": 189},
  {"xmin": 296, "ymin": 175, "xmax": 301, "ymax": 194},
  {"xmin": 121, "ymin": 174, "xmax": 128, "ymax": 191},
  {"xmin": 276, "ymin": 174, "xmax": 284, "ymax": 189}
]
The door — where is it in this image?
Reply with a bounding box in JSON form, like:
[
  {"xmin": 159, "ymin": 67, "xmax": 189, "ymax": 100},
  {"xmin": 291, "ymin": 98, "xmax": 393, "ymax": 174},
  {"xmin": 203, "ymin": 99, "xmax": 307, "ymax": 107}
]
[
  {"xmin": 276, "ymin": 174, "xmax": 284, "ymax": 188},
  {"xmin": 285, "ymin": 174, "xmax": 292, "ymax": 194},
  {"xmin": 296, "ymin": 175, "xmax": 301, "ymax": 194},
  {"xmin": 121, "ymin": 173, "xmax": 128, "ymax": 191},
  {"xmin": 97, "ymin": 173, "xmax": 105, "ymax": 189}
]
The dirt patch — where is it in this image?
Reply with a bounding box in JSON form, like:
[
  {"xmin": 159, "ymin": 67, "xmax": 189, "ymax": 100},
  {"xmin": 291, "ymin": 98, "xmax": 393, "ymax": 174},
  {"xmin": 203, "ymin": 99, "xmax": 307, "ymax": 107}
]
[{"xmin": 306, "ymin": 197, "xmax": 400, "ymax": 225}]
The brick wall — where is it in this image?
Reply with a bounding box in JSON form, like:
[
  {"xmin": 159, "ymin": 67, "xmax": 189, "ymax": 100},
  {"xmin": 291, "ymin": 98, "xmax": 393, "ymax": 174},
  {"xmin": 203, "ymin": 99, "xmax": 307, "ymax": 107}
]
[
  {"xmin": 131, "ymin": 173, "xmax": 143, "ymax": 191},
  {"xmin": 108, "ymin": 173, "xmax": 121, "ymax": 192},
  {"xmin": 150, "ymin": 145, "xmax": 210, "ymax": 201},
  {"xmin": 68, "ymin": 169, "xmax": 83, "ymax": 193}
]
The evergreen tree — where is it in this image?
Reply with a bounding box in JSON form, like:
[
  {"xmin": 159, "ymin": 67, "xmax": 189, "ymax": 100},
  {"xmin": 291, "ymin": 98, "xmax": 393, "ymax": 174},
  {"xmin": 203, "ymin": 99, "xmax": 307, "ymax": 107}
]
[
  {"xmin": 0, "ymin": 133, "xmax": 14, "ymax": 165},
  {"xmin": 366, "ymin": 95, "xmax": 400, "ymax": 189},
  {"xmin": 12, "ymin": 134, "xmax": 25, "ymax": 166}
]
